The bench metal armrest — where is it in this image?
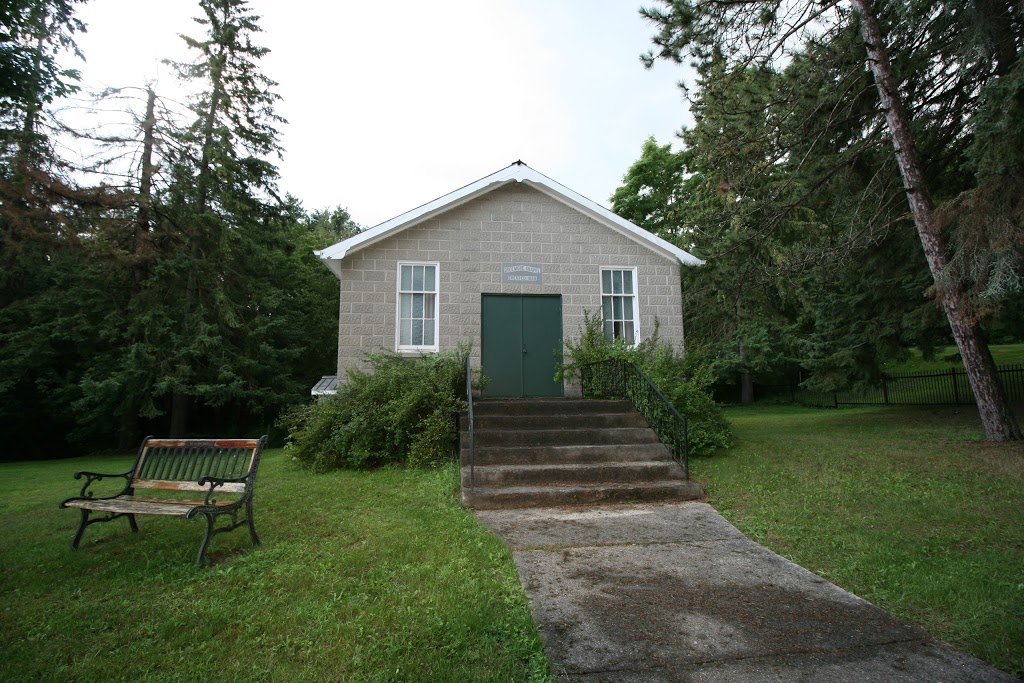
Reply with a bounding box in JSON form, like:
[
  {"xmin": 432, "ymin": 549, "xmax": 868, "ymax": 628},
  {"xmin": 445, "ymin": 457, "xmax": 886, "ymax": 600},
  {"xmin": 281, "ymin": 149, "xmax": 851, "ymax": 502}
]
[
  {"xmin": 69, "ymin": 469, "xmax": 133, "ymax": 501},
  {"xmin": 196, "ymin": 474, "xmax": 250, "ymax": 506}
]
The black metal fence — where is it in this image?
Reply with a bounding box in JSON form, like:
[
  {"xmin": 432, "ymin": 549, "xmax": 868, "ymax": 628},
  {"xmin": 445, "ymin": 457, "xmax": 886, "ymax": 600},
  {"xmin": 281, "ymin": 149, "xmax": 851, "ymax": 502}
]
[
  {"xmin": 580, "ymin": 359, "xmax": 689, "ymax": 478},
  {"xmin": 754, "ymin": 364, "xmax": 1024, "ymax": 407}
]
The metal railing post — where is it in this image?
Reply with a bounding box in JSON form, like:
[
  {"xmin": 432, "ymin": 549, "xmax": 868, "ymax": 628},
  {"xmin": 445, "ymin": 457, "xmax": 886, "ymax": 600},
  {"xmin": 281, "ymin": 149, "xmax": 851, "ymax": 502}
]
[{"xmin": 464, "ymin": 353, "xmax": 475, "ymax": 490}]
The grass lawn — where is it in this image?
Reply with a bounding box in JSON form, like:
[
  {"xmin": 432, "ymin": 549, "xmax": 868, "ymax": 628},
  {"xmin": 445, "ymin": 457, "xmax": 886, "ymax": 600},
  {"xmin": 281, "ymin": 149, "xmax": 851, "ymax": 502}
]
[
  {"xmin": 883, "ymin": 342, "xmax": 1024, "ymax": 373},
  {"xmin": 691, "ymin": 404, "xmax": 1024, "ymax": 678},
  {"xmin": 0, "ymin": 451, "xmax": 551, "ymax": 682}
]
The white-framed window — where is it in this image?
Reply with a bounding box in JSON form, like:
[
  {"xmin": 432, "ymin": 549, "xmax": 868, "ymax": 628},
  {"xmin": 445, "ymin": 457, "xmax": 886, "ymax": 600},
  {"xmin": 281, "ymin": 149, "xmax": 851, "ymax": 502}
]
[
  {"xmin": 601, "ymin": 267, "xmax": 639, "ymax": 345},
  {"xmin": 396, "ymin": 262, "xmax": 439, "ymax": 351}
]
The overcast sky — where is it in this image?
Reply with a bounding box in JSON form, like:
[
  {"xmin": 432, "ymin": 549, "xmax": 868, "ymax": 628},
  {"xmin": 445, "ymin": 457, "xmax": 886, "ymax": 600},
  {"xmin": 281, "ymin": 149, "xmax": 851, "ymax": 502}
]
[{"xmin": 69, "ymin": 0, "xmax": 696, "ymax": 228}]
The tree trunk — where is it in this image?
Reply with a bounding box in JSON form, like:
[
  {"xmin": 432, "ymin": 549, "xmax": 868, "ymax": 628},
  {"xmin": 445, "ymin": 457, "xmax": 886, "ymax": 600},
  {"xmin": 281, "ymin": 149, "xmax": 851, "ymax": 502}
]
[
  {"xmin": 852, "ymin": 0, "xmax": 1021, "ymax": 441},
  {"xmin": 736, "ymin": 293, "xmax": 754, "ymax": 404},
  {"xmin": 169, "ymin": 392, "xmax": 189, "ymax": 438},
  {"xmin": 117, "ymin": 417, "xmax": 139, "ymax": 451},
  {"xmin": 136, "ymin": 87, "xmax": 156, "ymax": 248},
  {"xmin": 740, "ymin": 368, "xmax": 754, "ymax": 405}
]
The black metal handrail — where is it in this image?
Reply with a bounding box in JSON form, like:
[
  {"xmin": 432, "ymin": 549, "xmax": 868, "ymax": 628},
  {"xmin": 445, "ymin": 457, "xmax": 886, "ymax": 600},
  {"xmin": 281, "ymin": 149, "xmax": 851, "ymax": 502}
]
[
  {"xmin": 464, "ymin": 353, "xmax": 476, "ymax": 489},
  {"xmin": 580, "ymin": 359, "xmax": 689, "ymax": 479}
]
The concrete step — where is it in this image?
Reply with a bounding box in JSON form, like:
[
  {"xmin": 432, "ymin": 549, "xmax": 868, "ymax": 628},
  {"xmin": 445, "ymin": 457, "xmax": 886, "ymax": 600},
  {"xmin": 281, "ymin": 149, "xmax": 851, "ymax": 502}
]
[
  {"xmin": 461, "ymin": 461, "xmax": 685, "ymax": 487},
  {"xmin": 461, "ymin": 480, "xmax": 704, "ymax": 510},
  {"xmin": 471, "ymin": 399, "xmax": 633, "ymax": 417},
  {"xmin": 461, "ymin": 442, "xmax": 672, "ymax": 466},
  {"xmin": 459, "ymin": 398, "xmax": 701, "ymax": 510},
  {"xmin": 472, "ymin": 427, "xmax": 660, "ymax": 448},
  {"xmin": 462, "ymin": 412, "xmax": 648, "ymax": 431}
]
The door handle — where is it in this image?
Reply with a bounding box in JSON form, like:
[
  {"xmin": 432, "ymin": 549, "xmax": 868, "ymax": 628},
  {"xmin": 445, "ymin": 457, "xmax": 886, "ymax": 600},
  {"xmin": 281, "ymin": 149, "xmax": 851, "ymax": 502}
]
[{"xmin": 522, "ymin": 344, "xmax": 527, "ymax": 355}]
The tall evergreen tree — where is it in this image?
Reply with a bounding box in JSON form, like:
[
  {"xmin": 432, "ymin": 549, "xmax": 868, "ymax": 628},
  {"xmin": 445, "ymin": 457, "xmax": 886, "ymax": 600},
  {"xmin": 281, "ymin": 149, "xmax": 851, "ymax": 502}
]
[
  {"xmin": 638, "ymin": 0, "xmax": 1023, "ymax": 439},
  {"xmin": 0, "ymin": 0, "xmax": 100, "ymax": 457},
  {"xmin": 146, "ymin": 0, "xmax": 287, "ymax": 436},
  {"xmin": 1, "ymin": 0, "xmax": 350, "ymax": 456}
]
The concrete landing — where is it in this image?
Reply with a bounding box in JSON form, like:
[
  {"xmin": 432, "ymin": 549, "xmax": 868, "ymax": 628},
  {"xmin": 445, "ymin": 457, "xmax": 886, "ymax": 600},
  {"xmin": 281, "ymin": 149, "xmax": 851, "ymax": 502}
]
[{"xmin": 475, "ymin": 503, "xmax": 1017, "ymax": 683}]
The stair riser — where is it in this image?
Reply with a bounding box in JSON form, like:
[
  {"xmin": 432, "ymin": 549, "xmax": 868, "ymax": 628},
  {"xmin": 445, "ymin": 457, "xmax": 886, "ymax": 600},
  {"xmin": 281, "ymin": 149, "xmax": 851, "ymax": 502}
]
[
  {"xmin": 461, "ymin": 444, "xmax": 671, "ymax": 466},
  {"xmin": 462, "ymin": 482, "xmax": 704, "ymax": 510},
  {"xmin": 462, "ymin": 413, "xmax": 647, "ymax": 431},
  {"xmin": 472, "ymin": 428, "xmax": 659, "ymax": 448},
  {"xmin": 459, "ymin": 398, "xmax": 700, "ymax": 510},
  {"xmin": 462, "ymin": 463, "xmax": 684, "ymax": 487},
  {"xmin": 470, "ymin": 399, "xmax": 633, "ymax": 417}
]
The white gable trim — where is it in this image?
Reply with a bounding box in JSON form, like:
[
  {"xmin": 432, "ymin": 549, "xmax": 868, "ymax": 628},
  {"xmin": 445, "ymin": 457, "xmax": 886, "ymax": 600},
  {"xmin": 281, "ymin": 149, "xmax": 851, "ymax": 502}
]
[{"xmin": 315, "ymin": 162, "xmax": 703, "ymax": 277}]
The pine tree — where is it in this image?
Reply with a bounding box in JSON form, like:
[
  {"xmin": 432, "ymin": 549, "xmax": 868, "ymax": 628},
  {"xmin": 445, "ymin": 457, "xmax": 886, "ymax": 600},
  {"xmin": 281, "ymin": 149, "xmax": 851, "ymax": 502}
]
[
  {"xmin": 142, "ymin": 0, "xmax": 286, "ymax": 436},
  {"xmin": 639, "ymin": 0, "xmax": 1023, "ymax": 439}
]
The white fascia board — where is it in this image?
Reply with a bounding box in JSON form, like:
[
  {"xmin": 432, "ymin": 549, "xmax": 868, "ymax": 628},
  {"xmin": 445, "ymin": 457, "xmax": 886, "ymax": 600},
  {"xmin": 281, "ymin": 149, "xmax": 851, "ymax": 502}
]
[
  {"xmin": 313, "ymin": 248, "xmax": 344, "ymax": 278},
  {"xmin": 315, "ymin": 162, "xmax": 704, "ymax": 275}
]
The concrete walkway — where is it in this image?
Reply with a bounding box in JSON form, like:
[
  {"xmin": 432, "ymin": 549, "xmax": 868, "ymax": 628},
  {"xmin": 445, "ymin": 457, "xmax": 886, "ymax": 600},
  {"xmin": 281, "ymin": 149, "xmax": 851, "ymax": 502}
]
[{"xmin": 475, "ymin": 502, "xmax": 1018, "ymax": 682}]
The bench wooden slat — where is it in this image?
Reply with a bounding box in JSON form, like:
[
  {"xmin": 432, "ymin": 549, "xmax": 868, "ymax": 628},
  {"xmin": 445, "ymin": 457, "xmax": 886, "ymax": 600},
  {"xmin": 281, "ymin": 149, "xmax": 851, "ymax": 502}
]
[
  {"xmin": 123, "ymin": 495, "xmax": 228, "ymax": 506},
  {"xmin": 144, "ymin": 439, "xmax": 262, "ymax": 448},
  {"xmin": 131, "ymin": 479, "xmax": 246, "ymax": 493},
  {"xmin": 64, "ymin": 496, "xmax": 233, "ymax": 516}
]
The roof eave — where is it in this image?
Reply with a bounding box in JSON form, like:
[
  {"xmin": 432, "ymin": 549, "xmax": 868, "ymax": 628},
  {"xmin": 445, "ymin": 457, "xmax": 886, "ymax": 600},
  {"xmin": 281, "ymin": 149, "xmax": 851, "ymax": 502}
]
[{"xmin": 316, "ymin": 161, "xmax": 704, "ymax": 270}]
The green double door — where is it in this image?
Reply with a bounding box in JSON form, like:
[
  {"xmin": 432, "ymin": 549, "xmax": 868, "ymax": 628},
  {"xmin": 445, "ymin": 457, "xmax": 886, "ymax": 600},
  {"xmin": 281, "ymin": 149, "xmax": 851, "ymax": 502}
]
[{"xmin": 481, "ymin": 295, "xmax": 563, "ymax": 398}]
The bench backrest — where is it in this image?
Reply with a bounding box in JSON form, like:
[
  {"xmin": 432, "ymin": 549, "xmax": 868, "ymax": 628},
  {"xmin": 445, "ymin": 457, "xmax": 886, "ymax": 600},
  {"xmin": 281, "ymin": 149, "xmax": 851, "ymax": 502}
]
[{"xmin": 131, "ymin": 437, "xmax": 267, "ymax": 494}]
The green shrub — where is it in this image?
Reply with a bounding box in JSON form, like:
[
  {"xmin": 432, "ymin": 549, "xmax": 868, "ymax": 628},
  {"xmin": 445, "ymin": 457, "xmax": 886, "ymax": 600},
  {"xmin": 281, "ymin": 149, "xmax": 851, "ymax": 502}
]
[
  {"xmin": 557, "ymin": 312, "xmax": 732, "ymax": 457},
  {"xmin": 643, "ymin": 343, "xmax": 733, "ymax": 456},
  {"xmin": 280, "ymin": 349, "xmax": 468, "ymax": 471}
]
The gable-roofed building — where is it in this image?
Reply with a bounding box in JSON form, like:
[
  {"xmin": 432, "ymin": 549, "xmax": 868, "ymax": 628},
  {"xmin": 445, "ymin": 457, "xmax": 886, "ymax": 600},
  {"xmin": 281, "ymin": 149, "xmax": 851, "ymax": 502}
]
[{"xmin": 315, "ymin": 161, "xmax": 702, "ymax": 398}]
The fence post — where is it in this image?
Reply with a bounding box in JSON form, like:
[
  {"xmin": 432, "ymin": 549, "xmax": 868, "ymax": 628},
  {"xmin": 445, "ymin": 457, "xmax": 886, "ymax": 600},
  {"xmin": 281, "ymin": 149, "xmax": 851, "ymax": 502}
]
[{"xmin": 951, "ymin": 368, "xmax": 960, "ymax": 405}]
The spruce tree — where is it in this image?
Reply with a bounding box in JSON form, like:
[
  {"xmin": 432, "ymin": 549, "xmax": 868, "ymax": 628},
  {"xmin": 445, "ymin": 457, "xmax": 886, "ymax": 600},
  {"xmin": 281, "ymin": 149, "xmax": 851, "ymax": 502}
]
[{"xmin": 638, "ymin": 0, "xmax": 1022, "ymax": 439}]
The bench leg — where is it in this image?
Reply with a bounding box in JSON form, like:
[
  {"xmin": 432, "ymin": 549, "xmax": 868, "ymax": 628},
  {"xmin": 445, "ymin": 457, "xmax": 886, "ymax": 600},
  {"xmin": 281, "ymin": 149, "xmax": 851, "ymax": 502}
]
[
  {"xmin": 69, "ymin": 509, "xmax": 135, "ymax": 551},
  {"xmin": 196, "ymin": 513, "xmax": 215, "ymax": 567},
  {"xmin": 246, "ymin": 499, "xmax": 260, "ymax": 546},
  {"xmin": 71, "ymin": 509, "xmax": 90, "ymax": 550}
]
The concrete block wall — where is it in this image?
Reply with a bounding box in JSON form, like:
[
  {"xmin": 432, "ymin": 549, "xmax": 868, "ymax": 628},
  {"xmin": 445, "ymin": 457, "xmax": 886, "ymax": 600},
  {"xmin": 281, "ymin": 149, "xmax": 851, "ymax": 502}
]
[{"xmin": 336, "ymin": 184, "xmax": 686, "ymax": 389}]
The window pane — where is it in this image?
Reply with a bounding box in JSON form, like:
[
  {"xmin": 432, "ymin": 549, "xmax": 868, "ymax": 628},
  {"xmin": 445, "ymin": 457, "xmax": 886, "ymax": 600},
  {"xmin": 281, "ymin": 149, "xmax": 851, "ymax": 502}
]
[
  {"xmin": 623, "ymin": 321, "xmax": 635, "ymax": 344},
  {"xmin": 612, "ymin": 270, "xmax": 623, "ymax": 294},
  {"xmin": 623, "ymin": 270, "xmax": 633, "ymax": 295},
  {"xmin": 613, "ymin": 296, "xmax": 623, "ymax": 319},
  {"xmin": 601, "ymin": 270, "xmax": 611, "ymax": 294},
  {"xmin": 622, "ymin": 297, "xmax": 633, "ymax": 321},
  {"xmin": 613, "ymin": 320, "xmax": 623, "ymax": 339},
  {"xmin": 603, "ymin": 320, "xmax": 614, "ymax": 340},
  {"xmin": 398, "ymin": 265, "xmax": 439, "ymax": 347}
]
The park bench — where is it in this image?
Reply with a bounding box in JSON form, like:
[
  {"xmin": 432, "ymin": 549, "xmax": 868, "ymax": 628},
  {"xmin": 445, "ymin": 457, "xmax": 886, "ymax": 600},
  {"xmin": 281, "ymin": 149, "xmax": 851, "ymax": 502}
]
[{"xmin": 61, "ymin": 436, "xmax": 267, "ymax": 566}]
